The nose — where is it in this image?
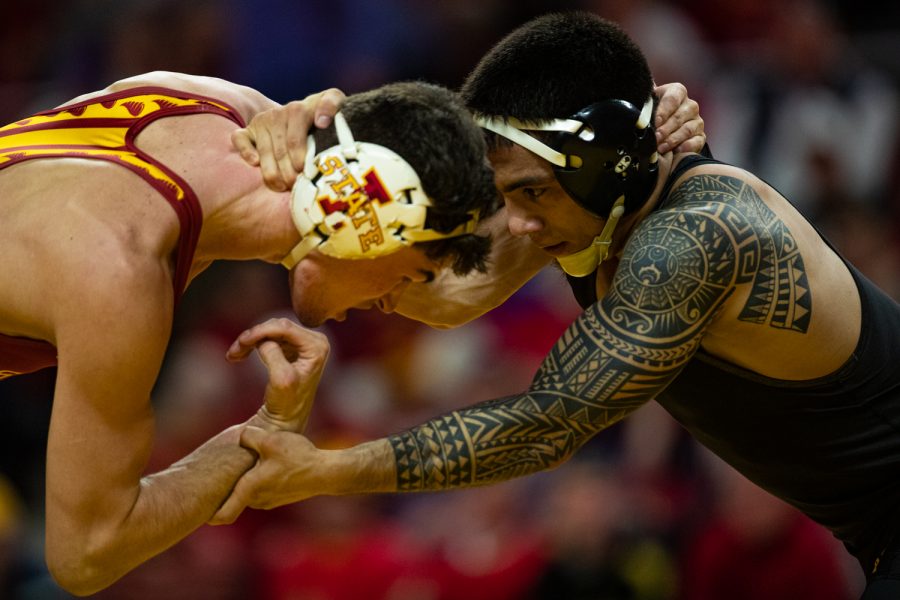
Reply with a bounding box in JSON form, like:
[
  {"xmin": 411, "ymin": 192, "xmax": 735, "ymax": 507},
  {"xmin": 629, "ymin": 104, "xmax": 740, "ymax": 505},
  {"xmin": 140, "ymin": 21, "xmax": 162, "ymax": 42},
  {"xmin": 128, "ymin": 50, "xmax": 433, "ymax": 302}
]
[
  {"xmin": 505, "ymin": 202, "xmax": 543, "ymax": 238},
  {"xmin": 376, "ymin": 280, "xmax": 411, "ymax": 314}
]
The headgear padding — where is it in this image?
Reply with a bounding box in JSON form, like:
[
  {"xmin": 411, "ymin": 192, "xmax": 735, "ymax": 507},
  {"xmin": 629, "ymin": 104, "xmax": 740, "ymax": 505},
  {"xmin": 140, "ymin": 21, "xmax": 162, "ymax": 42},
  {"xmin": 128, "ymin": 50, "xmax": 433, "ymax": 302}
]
[{"xmin": 281, "ymin": 113, "xmax": 479, "ymax": 269}]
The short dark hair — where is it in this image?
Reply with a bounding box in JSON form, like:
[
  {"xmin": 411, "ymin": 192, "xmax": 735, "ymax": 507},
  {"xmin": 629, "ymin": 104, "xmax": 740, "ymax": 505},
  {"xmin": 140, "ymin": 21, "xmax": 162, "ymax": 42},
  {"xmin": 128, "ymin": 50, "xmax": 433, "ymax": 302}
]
[
  {"xmin": 314, "ymin": 81, "xmax": 498, "ymax": 275},
  {"xmin": 461, "ymin": 11, "xmax": 654, "ymax": 145}
]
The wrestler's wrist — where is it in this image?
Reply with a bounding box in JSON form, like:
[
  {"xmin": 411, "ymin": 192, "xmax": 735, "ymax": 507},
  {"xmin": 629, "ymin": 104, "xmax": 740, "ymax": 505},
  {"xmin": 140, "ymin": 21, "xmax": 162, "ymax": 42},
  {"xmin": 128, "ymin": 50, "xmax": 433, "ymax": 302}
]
[
  {"xmin": 248, "ymin": 407, "xmax": 302, "ymax": 433},
  {"xmin": 324, "ymin": 439, "xmax": 397, "ymax": 495}
]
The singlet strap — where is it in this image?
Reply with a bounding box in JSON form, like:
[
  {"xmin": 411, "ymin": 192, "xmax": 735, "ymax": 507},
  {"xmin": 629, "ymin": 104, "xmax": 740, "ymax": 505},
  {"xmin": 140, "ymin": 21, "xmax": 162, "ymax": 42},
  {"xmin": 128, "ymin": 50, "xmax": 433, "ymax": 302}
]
[{"xmin": 655, "ymin": 152, "xmax": 721, "ymax": 211}]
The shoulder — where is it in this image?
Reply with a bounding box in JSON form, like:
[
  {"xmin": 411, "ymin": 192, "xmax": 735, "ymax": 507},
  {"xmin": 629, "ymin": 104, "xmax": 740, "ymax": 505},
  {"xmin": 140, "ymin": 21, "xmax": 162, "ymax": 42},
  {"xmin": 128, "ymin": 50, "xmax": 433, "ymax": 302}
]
[
  {"xmin": 631, "ymin": 160, "xmax": 783, "ymax": 254},
  {"xmin": 63, "ymin": 71, "xmax": 280, "ymax": 123},
  {"xmin": 663, "ymin": 159, "xmax": 774, "ymax": 221},
  {"xmin": 609, "ymin": 164, "xmax": 769, "ymax": 316},
  {"xmin": 612, "ymin": 157, "xmax": 805, "ymax": 316}
]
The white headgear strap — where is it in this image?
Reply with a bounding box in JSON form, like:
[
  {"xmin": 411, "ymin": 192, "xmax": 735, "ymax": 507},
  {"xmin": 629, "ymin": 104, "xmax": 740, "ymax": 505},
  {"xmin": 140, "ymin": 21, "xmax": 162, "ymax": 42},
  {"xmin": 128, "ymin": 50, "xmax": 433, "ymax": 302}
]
[{"xmin": 281, "ymin": 113, "xmax": 479, "ymax": 269}]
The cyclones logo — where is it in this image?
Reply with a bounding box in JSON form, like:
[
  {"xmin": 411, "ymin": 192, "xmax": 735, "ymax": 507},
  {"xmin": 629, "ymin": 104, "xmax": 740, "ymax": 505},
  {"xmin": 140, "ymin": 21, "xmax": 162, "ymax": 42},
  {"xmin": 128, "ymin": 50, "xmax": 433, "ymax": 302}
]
[{"xmin": 315, "ymin": 155, "xmax": 393, "ymax": 253}]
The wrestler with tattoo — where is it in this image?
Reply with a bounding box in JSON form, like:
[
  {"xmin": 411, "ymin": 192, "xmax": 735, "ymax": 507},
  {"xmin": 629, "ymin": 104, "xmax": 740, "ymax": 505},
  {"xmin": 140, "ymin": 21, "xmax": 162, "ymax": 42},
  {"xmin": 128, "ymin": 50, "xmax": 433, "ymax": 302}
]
[{"xmin": 215, "ymin": 12, "xmax": 900, "ymax": 599}]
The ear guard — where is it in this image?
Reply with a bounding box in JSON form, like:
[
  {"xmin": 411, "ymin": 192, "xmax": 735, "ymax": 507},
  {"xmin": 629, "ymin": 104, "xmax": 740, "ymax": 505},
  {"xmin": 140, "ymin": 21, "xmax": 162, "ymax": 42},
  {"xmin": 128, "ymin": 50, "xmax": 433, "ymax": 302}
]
[
  {"xmin": 476, "ymin": 96, "xmax": 658, "ymax": 276},
  {"xmin": 281, "ymin": 113, "xmax": 480, "ymax": 269}
]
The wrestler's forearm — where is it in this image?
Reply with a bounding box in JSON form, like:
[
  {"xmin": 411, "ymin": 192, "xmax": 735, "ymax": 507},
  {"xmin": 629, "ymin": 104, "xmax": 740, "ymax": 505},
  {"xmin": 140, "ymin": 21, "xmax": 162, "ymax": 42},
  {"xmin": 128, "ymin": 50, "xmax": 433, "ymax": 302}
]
[
  {"xmin": 384, "ymin": 395, "xmax": 586, "ymax": 492},
  {"xmin": 334, "ymin": 289, "xmax": 695, "ymax": 495},
  {"xmin": 324, "ymin": 394, "xmax": 590, "ymax": 495},
  {"xmin": 316, "ymin": 407, "xmax": 568, "ymax": 496},
  {"xmin": 317, "ymin": 438, "xmax": 398, "ymax": 495},
  {"xmin": 61, "ymin": 415, "xmax": 269, "ymax": 595}
]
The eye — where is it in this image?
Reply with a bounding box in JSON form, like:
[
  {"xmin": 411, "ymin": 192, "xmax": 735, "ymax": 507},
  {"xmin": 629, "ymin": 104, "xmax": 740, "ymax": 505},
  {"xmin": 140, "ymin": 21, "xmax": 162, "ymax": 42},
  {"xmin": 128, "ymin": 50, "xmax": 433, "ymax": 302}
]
[
  {"xmin": 522, "ymin": 187, "xmax": 546, "ymax": 200},
  {"xmin": 407, "ymin": 269, "xmax": 435, "ymax": 284}
]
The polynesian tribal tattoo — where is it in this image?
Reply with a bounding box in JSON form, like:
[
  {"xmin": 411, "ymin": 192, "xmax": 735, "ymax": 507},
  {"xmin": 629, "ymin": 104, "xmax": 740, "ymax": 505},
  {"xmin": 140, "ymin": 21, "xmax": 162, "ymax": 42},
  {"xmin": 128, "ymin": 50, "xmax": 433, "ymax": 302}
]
[{"xmin": 389, "ymin": 173, "xmax": 811, "ymax": 491}]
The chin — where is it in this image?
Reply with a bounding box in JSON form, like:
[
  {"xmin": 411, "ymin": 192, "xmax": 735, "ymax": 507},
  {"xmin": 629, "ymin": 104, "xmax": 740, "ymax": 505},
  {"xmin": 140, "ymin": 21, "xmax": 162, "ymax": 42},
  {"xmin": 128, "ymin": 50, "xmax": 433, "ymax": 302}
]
[
  {"xmin": 291, "ymin": 304, "xmax": 327, "ymax": 328},
  {"xmin": 300, "ymin": 316, "xmax": 326, "ymax": 328}
]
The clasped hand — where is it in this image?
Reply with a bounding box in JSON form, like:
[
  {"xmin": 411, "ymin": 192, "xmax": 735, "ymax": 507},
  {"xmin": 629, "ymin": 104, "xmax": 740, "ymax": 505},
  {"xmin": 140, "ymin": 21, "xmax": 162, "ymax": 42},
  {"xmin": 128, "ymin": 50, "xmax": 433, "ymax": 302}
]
[{"xmin": 209, "ymin": 318, "xmax": 329, "ymax": 524}]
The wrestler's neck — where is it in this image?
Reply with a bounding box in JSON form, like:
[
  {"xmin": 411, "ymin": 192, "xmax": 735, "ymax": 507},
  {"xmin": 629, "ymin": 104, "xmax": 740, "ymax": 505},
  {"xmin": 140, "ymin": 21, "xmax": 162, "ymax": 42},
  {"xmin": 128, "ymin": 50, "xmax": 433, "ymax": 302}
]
[{"xmin": 192, "ymin": 180, "xmax": 299, "ymax": 265}]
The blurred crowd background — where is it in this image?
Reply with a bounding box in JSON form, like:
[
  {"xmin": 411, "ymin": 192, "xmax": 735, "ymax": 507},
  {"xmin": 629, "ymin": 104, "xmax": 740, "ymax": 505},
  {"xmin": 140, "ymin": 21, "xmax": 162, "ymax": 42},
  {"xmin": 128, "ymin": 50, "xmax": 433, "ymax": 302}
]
[{"xmin": 1, "ymin": 0, "xmax": 899, "ymax": 598}]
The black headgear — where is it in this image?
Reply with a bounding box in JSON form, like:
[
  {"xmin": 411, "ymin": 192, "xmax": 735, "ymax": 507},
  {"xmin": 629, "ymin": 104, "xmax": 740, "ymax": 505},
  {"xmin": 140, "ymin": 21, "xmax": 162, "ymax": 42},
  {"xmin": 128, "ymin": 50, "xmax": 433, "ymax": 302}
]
[{"xmin": 476, "ymin": 96, "xmax": 659, "ymax": 218}]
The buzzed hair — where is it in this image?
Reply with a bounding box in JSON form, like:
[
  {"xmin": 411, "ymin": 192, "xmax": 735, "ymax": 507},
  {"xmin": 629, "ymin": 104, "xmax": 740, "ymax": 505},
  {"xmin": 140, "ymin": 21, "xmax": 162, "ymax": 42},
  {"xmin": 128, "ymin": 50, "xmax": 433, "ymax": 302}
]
[{"xmin": 461, "ymin": 11, "xmax": 654, "ymax": 125}]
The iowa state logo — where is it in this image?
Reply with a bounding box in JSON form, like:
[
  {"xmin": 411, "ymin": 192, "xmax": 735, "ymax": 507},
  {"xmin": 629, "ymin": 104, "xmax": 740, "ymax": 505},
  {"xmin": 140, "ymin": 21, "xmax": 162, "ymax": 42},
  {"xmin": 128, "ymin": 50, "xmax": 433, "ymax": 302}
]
[{"xmin": 315, "ymin": 155, "xmax": 394, "ymax": 253}]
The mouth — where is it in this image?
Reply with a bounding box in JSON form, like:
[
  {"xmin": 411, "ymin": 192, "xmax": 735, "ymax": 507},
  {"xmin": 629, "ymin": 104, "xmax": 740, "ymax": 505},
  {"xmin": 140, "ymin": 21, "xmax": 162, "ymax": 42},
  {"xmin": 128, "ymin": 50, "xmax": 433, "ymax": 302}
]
[{"xmin": 541, "ymin": 241, "xmax": 569, "ymax": 256}]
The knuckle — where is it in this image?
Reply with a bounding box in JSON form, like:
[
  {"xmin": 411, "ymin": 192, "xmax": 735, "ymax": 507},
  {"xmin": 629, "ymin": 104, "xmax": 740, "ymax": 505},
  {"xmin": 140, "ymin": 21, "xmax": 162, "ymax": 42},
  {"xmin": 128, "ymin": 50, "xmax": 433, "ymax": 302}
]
[
  {"xmin": 287, "ymin": 101, "xmax": 310, "ymax": 116},
  {"xmin": 262, "ymin": 167, "xmax": 279, "ymax": 183},
  {"xmin": 325, "ymin": 88, "xmax": 345, "ymax": 101},
  {"xmin": 314, "ymin": 340, "xmax": 330, "ymax": 357},
  {"xmin": 245, "ymin": 491, "xmax": 262, "ymax": 508}
]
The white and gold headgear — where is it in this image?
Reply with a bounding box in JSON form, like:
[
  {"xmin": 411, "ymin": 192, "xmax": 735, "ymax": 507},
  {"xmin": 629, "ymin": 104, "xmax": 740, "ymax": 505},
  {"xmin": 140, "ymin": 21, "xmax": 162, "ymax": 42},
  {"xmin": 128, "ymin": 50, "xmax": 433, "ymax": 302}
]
[{"xmin": 281, "ymin": 113, "xmax": 479, "ymax": 269}]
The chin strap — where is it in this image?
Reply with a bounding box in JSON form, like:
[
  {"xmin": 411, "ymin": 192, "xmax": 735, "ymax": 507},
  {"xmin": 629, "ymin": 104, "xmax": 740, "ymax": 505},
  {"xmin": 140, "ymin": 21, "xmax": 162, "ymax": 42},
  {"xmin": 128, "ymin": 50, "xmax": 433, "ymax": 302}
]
[
  {"xmin": 281, "ymin": 133, "xmax": 321, "ymax": 270},
  {"xmin": 281, "ymin": 230, "xmax": 324, "ymax": 270},
  {"xmin": 556, "ymin": 196, "xmax": 626, "ymax": 277}
]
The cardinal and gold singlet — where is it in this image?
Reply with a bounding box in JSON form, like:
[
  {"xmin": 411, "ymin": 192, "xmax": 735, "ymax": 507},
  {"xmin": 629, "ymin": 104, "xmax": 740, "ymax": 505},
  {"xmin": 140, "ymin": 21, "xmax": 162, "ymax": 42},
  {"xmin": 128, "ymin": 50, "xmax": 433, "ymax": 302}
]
[{"xmin": 0, "ymin": 86, "xmax": 246, "ymax": 379}]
